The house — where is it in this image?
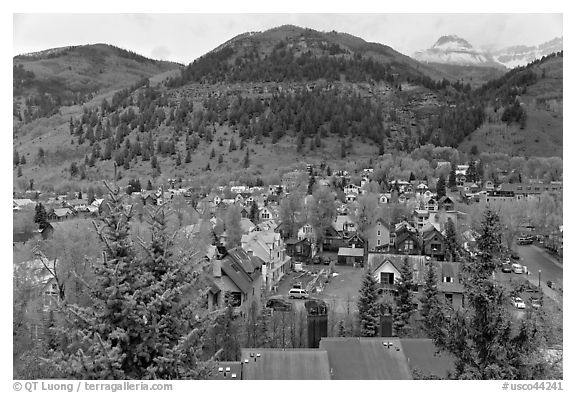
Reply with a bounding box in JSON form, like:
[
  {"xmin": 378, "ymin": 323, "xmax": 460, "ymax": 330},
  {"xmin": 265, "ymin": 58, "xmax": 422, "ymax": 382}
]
[
  {"xmin": 366, "ymin": 218, "xmax": 392, "ymax": 251},
  {"xmin": 425, "ymin": 197, "xmax": 438, "ymax": 212},
  {"xmin": 343, "ymin": 184, "xmax": 361, "ymax": 195},
  {"xmin": 345, "ymin": 193, "xmax": 357, "ymax": 203},
  {"xmin": 332, "ymin": 215, "xmax": 356, "ymax": 235},
  {"xmin": 484, "ymin": 180, "xmax": 495, "ymax": 191},
  {"xmin": 208, "ymin": 247, "xmax": 264, "ymax": 315},
  {"xmin": 394, "ymin": 224, "xmax": 422, "ymax": 255},
  {"xmin": 438, "ymin": 196, "xmax": 455, "ymax": 211},
  {"xmin": 319, "ymin": 337, "xmax": 455, "ymax": 380},
  {"xmin": 337, "ymin": 247, "xmax": 365, "ymax": 266},
  {"xmin": 322, "ymin": 225, "xmax": 345, "ymax": 251},
  {"xmin": 49, "ymin": 207, "xmax": 75, "ymax": 221},
  {"xmin": 13, "ymin": 198, "xmax": 36, "ymax": 209},
  {"xmin": 237, "ymin": 348, "xmax": 331, "ymax": 380},
  {"xmin": 411, "ymin": 209, "xmax": 430, "ymax": 231},
  {"xmin": 241, "ymin": 231, "xmax": 291, "ymax": 291},
  {"xmin": 258, "ymin": 207, "xmax": 274, "ymax": 221},
  {"xmin": 421, "ymin": 224, "xmax": 446, "ymax": 261},
  {"xmin": 415, "ymin": 183, "xmax": 429, "ymax": 195},
  {"xmin": 240, "ymin": 206, "xmax": 250, "ymax": 219},
  {"xmin": 141, "ymin": 192, "xmax": 158, "ymax": 206},
  {"xmin": 297, "ymin": 223, "xmax": 315, "ymax": 241},
  {"xmin": 368, "ymin": 253, "xmax": 427, "ymax": 291},
  {"xmin": 378, "ymin": 193, "xmax": 390, "ymax": 204},
  {"xmin": 254, "ymin": 219, "xmax": 277, "ymax": 232},
  {"xmin": 456, "ymin": 174, "xmax": 467, "ymax": 187},
  {"xmin": 234, "ymin": 194, "xmax": 245, "ymax": 205},
  {"xmin": 285, "ymin": 238, "xmax": 314, "ymax": 261}
]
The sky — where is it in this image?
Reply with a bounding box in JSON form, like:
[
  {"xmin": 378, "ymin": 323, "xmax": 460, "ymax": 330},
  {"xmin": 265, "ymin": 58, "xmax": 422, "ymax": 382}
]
[{"xmin": 13, "ymin": 13, "xmax": 563, "ymax": 64}]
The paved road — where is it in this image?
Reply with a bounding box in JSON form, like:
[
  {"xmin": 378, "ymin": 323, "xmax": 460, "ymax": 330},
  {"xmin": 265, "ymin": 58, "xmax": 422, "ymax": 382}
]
[{"xmin": 515, "ymin": 244, "xmax": 562, "ymax": 289}]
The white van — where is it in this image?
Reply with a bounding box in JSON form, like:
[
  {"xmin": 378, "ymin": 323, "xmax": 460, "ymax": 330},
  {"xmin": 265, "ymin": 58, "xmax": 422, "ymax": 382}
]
[
  {"xmin": 512, "ymin": 263, "xmax": 523, "ymax": 274},
  {"xmin": 288, "ymin": 288, "xmax": 309, "ymax": 299}
]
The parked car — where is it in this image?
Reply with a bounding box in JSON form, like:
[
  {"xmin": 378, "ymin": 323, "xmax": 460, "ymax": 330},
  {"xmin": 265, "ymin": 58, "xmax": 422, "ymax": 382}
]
[
  {"xmin": 529, "ymin": 297, "xmax": 542, "ymax": 309},
  {"xmin": 288, "ymin": 288, "xmax": 309, "ymax": 299},
  {"xmin": 512, "ymin": 263, "xmax": 523, "ymax": 274},
  {"xmin": 512, "ymin": 297, "xmax": 526, "ymax": 309},
  {"xmin": 266, "ymin": 298, "xmax": 293, "ymax": 311},
  {"xmin": 517, "ymin": 237, "xmax": 533, "ymax": 245},
  {"xmin": 323, "ymin": 256, "xmax": 331, "ymax": 265},
  {"xmin": 510, "ymin": 251, "xmax": 520, "ymax": 260},
  {"xmin": 312, "ymin": 256, "xmax": 322, "ymax": 264},
  {"xmin": 501, "ymin": 263, "xmax": 512, "ymax": 273}
]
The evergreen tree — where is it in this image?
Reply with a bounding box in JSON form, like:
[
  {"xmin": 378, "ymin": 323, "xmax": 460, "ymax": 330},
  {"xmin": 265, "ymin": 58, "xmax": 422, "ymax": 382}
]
[
  {"xmin": 448, "ymin": 164, "xmax": 457, "ymax": 190},
  {"xmin": 34, "ymin": 203, "xmax": 49, "ymax": 229},
  {"xmin": 17, "ymin": 166, "xmax": 22, "ymax": 177},
  {"xmin": 357, "ymin": 272, "xmax": 380, "ymax": 337},
  {"xmin": 243, "ymin": 149, "xmax": 250, "ymax": 168},
  {"xmin": 20, "ymin": 155, "xmax": 27, "ymax": 165},
  {"xmin": 211, "ymin": 300, "xmax": 240, "ymax": 361},
  {"xmin": 146, "ymin": 180, "xmax": 153, "ymax": 191},
  {"xmin": 78, "ymin": 190, "xmax": 83, "ymax": 200},
  {"xmin": 228, "ymin": 137, "xmax": 237, "ymax": 152},
  {"xmin": 218, "ymin": 154, "xmax": 223, "ymax": 164},
  {"xmin": 444, "ymin": 218, "xmax": 459, "ymax": 262},
  {"xmin": 249, "ymin": 200, "xmax": 259, "ymax": 224},
  {"xmin": 87, "ymin": 188, "xmax": 95, "ymax": 204},
  {"xmin": 210, "ymin": 148, "xmax": 215, "ymax": 159},
  {"xmin": 48, "ymin": 186, "xmax": 212, "ymax": 379},
  {"xmin": 13, "ymin": 150, "xmax": 20, "ymax": 166},
  {"xmin": 465, "ymin": 161, "xmax": 478, "ymax": 183},
  {"xmin": 185, "ymin": 149, "xmax": 192, "ymax": 164},
  {"xmin": 176, "ymin": 153, "xmax": 182, "ymax": 166},
  {"xmin": 436, "ymin": 174, "xmax": 446, "ymax": 199},
  {"xmin": 419, "ymin": 262, "xmax": 442, "ymax": 336},
  {"xmin": 394, "ymin": 257, "xmax": 417, "ymax": 337},
  {"xmin": 431, "ymin": 207, "xmax": 544, "ymax": 379}
]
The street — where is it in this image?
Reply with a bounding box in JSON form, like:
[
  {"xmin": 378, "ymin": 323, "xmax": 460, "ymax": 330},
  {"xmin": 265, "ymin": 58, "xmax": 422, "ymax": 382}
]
[{"xmin": 515, "ymin": 244, "xmax": 562, "ymax": 289}]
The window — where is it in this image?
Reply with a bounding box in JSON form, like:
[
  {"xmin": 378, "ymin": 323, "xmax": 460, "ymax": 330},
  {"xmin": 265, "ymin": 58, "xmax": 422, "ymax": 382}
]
[
  {"xmin": 377, "ymin": 239, "xmax": 381, "ymax": 246},
  {"xmin": 380, "ymin": 272, "xmax": 394, "ymax": 285},
  {"xmin": 445, "ymin": 293, "xmax": 453, "ymax": 302},
  {"xmin": 443, "ymin": 276, "xmax": 454, "ymax": 283},
  {"xmin": 431, "ymin": 243, "xmax": 441, "ymax": 252},
  {"xmin": 377, "ymin": 230, "xmax": 381, "ymax": 236}
]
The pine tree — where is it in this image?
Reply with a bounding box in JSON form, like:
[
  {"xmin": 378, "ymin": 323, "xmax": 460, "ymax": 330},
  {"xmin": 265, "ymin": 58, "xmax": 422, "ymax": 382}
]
[
  {"xmin": 448, "ymin": 164, "xmax": 457, "ymax": 190},
  {"xmin": 20, "ymin": 155, "xmax": 27, "ymax": 165},
  {"xmin": 444, "ymin": 218, "xmax": 459, "ymax": 262},
  {"xmin": 465, "ymin": 161, "xmax": 478, "ymax": 183},
  {"xmin": 357, "ymin": 272, "xmax": 380, "ymax": 337},
  {"xmin": 17, "ymin": 166, "xmax": 22, "ymax": 177},
  {"xmin": 146, "ymin": 180, "xmax": 153, "ymax": 191},
  {"xmin": 210, "ymin": 148, "xmax": 215, "ymax": 159},
  {"xmin": 419, "ymin": 262, "xmax": 442, "ymax": 336},
  {"xmin": 431, "ymin": 206, "xmax": 543, "ymax": 379},
  {"xmin": 13, "ymin": 150, "xmax": 20, "ymax": 166},
  {"xmin": 394, "ymin": 257, "xmax": 417, "ymax": 337},
  {"xmin": 34, "ymin": 203, "xmax": 49, "ymax": 229},
  {"xmin": 185, "ymin": 149, "xmax": 191, "ymax": 163},
  {"xmin": 48, "ymin": 185, "xmax": 213, "ymax": 379},
  {"xmin": 249, "ymin": 200, "xmax": 259, "ymax": 224},
  {"xmin": 436, "ymin": 174, "xmax": 446, "ymax": 199},
  {"xmin": 176, "ymin": 153, "xmax": 182, "ymax": 166},
  {"xmin": 243, "ymin": 149, "xmax": 250, "ymax": 168}
]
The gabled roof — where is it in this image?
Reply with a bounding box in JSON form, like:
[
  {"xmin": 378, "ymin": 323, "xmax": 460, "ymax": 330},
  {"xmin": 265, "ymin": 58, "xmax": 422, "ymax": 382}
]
[
  {"xmin": 369, "ymin": 253, "xmax": 427, "ymax": 282},
  {"xmin": 319, "ymin": 338, "xmax": 412, "ymax": 380},
  {"xmin": 240, "ymin": 348, "xmax": 331, "ymax": 380},
  {"xmin": 401, "ymin": 339, "xmax": 455, "ymax": 378}
]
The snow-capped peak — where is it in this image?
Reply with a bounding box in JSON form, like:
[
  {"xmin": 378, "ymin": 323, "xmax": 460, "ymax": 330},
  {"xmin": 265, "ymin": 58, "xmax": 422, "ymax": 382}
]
[{"xmin": 413, "ymin": 35, "xmax": 492, "ymax": 66}]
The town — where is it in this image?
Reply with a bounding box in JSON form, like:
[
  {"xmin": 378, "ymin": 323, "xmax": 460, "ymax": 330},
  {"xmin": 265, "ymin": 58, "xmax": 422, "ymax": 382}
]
[{"xmin": 13, "ymin": 158, "xmax": 563, "ymax": 379}]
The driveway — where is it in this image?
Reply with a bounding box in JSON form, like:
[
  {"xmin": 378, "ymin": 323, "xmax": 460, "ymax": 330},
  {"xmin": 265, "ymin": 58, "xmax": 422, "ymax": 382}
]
[{"xmin": 515, "ymin": 244, "xmax": 563, "ymax": 290}]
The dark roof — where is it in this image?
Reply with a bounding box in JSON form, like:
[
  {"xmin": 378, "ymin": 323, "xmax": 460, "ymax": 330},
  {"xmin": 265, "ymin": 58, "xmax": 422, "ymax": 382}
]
[
  {"xmin": 285, "ymin": 238, "xmax": 307, "ymax": 245},
  {"xmin": 422, "ymin": 227, "xmax": 444, "ymax": 243},
  {"xmin": 319, "ymin": 338, "xmax": 413, "ymax": 380},
  {"xmin": 209, "ymin": 361, "xmax": 242, "ymax": 380},
  {"xmin": 394, "ymin": 230, "xmax": 421, "ymax": 249},
  {"xmin": 401, "ymin": 339, "xmax": 455, "ymax": 378},
  {"xmin": 220, "ymin": 248, "xmax": 260, "ymax": 294},
  {"xmin": 240, "ymin": 348, "xmax": 331, "ymax": 380}
]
